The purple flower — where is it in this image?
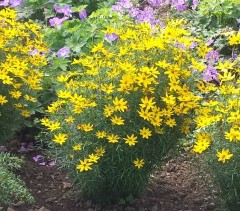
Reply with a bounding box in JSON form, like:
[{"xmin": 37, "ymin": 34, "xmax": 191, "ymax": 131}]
[
  {"xmin": 192, "ymin": 0, "xmax": 199, "ymax": 10},
  {"xmin": 0, "ymin": 0, "xmax": 9, "ymax": 6},
  {"xmin": 129, "ymin": 7, "xmax": 141, "ymax": 18},
  {"xmin": 10, "ymin": 0, "xmax": 22, "ymax": 7},
  {"xmin": 206, "ymin": 39, "xmax": 214, "ymax": 46},
  {"xmin": 147, "ymin": 0, "xmax": 162, "ymax": 7},
  {"xmin": 54, "ymin": 4, "xmax": 73, "ymax": 17},
  {"xmin": 172, "ymin": 0, "xmax": 187, "ymax": 11},
  {"xmin": 79, "ymin": 9, "xmax": 87, "ymax": 20},
  {"xmin": 112, "ymin": 4, "xmax": 123, "ymax": 12},
  {"xmin": 136, "ymin": 7, "xmax": 155, "ymax": 24},
  {"xmin": 119, "ymin": 0, "xmax": 133, "ymax": 9},
  {"xmin": 202, "ymin": 66, "xmax": 219, "ymax": 82},
  {"xmin": 190, "ymin": 41, "xmax": 198, "ymax": 49},
  {"xmin": 57, "ymin": 47, "xmax": 70, "ymax": 58},
  {"xmin": 232, "ymin": 53, "xmax": 238, "ymax": 60},
  {"xmin": 49, "ymin": 17, "xmax": 68, "ymax": 27},
  {"xmin": 105, "ymin": 33, "xmax": 118, "ymax": 42},
  {"xmin": 205, "ymin": 50, "xmax": 219, "ymax": 63}
]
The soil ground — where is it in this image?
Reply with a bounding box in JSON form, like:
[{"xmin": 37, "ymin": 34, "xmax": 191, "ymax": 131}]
[{"xmin": 3, "ymin": 147, "xmax": 228, "ymax": 211}]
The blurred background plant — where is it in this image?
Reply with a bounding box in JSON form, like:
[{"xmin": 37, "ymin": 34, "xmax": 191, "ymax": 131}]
[
  {"xmin": 0, "ymin": 8, "xmax": 47, "ymax": 143},
  {"xmin": 0, "ymin": 152, "xmax": 34, "ymax": 206}
]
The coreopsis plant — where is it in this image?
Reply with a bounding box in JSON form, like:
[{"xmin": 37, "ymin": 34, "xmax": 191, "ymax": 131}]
[
  {"xmin": 191, "ymin": 32, "xmax": 240, "ymax": 210},
  {"xmin": 0, "ymin": 8, "xmax": 47, "ymax": 142},
  {"xmin": 41, "ymin": 20, "xmax": 205, "ymax": 203}
]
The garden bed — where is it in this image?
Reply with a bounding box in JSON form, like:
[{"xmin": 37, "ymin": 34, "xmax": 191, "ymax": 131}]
[{"xmin": 5, "ymin": 150, "xmax": 224, "ymax": 211}]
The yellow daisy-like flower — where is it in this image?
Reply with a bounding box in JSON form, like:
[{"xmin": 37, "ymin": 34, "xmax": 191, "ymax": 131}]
[
  {"xmin": 107, "ymin": 134, "xmax": 120, "ymax": 143},
  {"xmin": 65, "ymin": 116, "xmax": 75, "ymax": 123},
  {"xmin": 53, "ymin": 133, "xmax": 68, "ymax": 145},
  {"xmin": 139, "ymin": 127, "xmax": 152, "ymax": 139},
  {"xmin": 87, "ymin": 153, "xmax": 100, "ymax": 163},
  {"xmin": 124, "ymin": 134, "xmax": 138, "ymax": 146},
  {"xmin": 0, "ymin": 95, "xmax": 8, "ymax": 105},
  {"xmin": 133, "ymin": 158, "xmax": 145, "ymax": 169},
  {"xmin": 111, "ymin": 115, "xmax": 125, "ymax": 125},
  {"xmin": 217, "ymin": 149, "xmax": 233, "ymax": 163},
  {"xmin": 94, "ymin": 147, "xmax": 105, "ymax": 157},
  {"xmin": 73, "ymin": 144, "xmax": 82, "ymax": 151},
  {"xmin": 76, "ymin": 159, "xmax": 93, "ymax": 172},
  {"xmin": 95, "ymin": 131, "xmax": 107, "ymax": 139},
  {"xmin": 113, "ymin": 97, "xmax": 128, "ymax": 112}
]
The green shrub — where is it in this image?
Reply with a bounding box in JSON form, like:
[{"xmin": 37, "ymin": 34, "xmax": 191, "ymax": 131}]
[
  {"xmin": 40, "ymin": 19, "xmax": 208, "ymax": 204},
  {"xmin": 0, "ymin": 152, "xmax": 34, "ymax": 206}
]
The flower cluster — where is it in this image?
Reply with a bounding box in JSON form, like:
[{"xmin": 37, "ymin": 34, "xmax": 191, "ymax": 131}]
[
  {"xmin": 192, "ymin": 34, "xmax": 240, "ymax": 163},
  {"xmin": 49, "ymin": 3, "xmax": 87, "ymax": 27},
  {"xmin": 112, "ymin": 0, "xmax": 200, "ymax": 25},
  {"xmin": 0, "ymin": 8, "xmax": 47, "ymax": 141}
]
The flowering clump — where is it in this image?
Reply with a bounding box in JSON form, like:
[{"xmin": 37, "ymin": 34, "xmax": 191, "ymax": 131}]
[
  {"xmin": 189, "ymin": 32, "xmax": 240, "ymax": 207},
  {"xmin": 41, "ymin": 20, "xmax": 209, "ymax": 203},
  {"xmin": 192, "ymin": 43, "xmax": 240, "ymax": 163},
  {"xmin": 0, "ymin": 8, "xmax": 47, "ymax": 142}
]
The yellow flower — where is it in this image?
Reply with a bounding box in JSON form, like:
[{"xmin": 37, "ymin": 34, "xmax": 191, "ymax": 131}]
[
  {"xmin": 229, "ymin": 32, "xmax": 240, "ymax": 45},
  {"xmin": 53, "ymin": 133, "xmax": 68, "ymax": 145},
  {"xmin": 139, "ymin": 96, "xmax": 156, "ymax": 110},
  {"xmin": 103, "ymin": 104, "xmax": 115, "ymax": 117},
  {"xmin": 139, "ymin": 127, "xmax": 152, "ymax": 139},
  {"xmin": 161, "ymin": 93, "xmax": 176, "ymax": 106},
  {"xmin": 217, "ymin": 149, "xmax": 233, "ymax": 163},
  {"xmin": 133, "ymin": 158, "xmax": 145, "ymax": 169},
  {"xmin": 192, "ymin": 133, "xmax": 212, "ymax": 154},
  {"xmin": 95, "ymin": 131, "xmax": 107, "ymax": 139},
  {"xmin": 9, "ymin": 90, "xmax": 22, "ymax": 99},
  {"xmin": 73, "ymin": 144, "xmax": 82, "ymax": 151},
  {"xmin": 57, "ymin": 90, "xmax": 72, "ymax": 99},
  {"xmin": 165, "ymin": 118, "xmax": 177, "ymax": 127},
  {"xmin": 65, "ymin": 116, "xmax": 75, "ymax": 123},
  {"xmin": 138, "ymin": 107, "xmax": 153, "ymax": 120},
  {"xmin": 111, "ymin": 115, "xmax": 125, "ymax": 125},
  {"xmin": 21, "ymin": 109, "xmax": 31, "ymax": 118},
  {"xmin": 94, "ymin": 147, "xmax": 105, "ymax": 157},
  {"xmin": 225, "ymin": 128, "xmax": 240, "ymax": 142},
  {"xmin": 47, "ymin": 121, "xmax": 61, "ymax": 132},
  {"xmin": 0, "ymin": 95, "xmax": 8, "ymax": 105},
  {"xmin": 101, "ymin": 83, "xmax": 115, "ymax": 94},
  {"xmin": 107, "ymin": 134, "xmax": 120, "ymax": 143},
  {"xmin": 76, "ymin": 159, "xmax": 93, "ymax": 172},
  {"xmin": 87, "ymin": 153, "xmax": 100, "ymax": 163},
  {"xmin": 82, "ymin": 123, "xmax": 94, "ymax": 132},
  {"xmin": 113, "ymin": 97, "xmax": 128, "ymax": 112},
  {"xmin": 124, "ymin": 134, "xmax": 138, "ymax": 146},
  {"xmin": 40, "ymin": 117, "xmax": 51, "ymax": 127}
]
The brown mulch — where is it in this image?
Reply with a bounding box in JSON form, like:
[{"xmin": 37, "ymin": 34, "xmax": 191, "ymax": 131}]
[{"xmin": 2, "ymin": 147, "xmax": 228, "ymax": 211}]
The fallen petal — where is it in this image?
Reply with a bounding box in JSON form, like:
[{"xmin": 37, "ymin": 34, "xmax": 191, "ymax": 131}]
[
  {"xmin": 33, "ymin": 155, "xmax": 44, "ymax": 162},
  {"xmin": 19, "ymin": 146, "xmax": 28, "ymax": 152}
]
